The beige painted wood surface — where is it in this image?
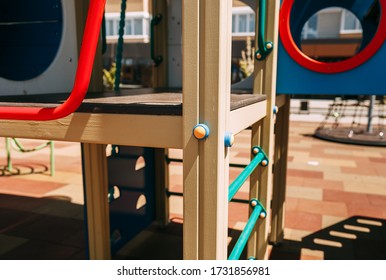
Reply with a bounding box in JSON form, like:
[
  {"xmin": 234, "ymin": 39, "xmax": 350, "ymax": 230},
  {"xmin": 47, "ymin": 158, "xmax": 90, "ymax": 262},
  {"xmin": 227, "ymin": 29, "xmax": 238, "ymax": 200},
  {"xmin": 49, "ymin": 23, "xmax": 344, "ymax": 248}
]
[
  {"xmin": 270, "ymin": 95, "xmax": 290, "ymax": 244},
  {"xmin": 0, "ymin": 113, "xmax": 182, "ymax": 148},
  {"xmin": 198, "ymin": 0, "xmax": 232, "ymax": 259},
  {"xmin": 82, "ymin": 143, "xmax": 111, "ymax": 259},
  {"xmin": 182, "ymin": 0, "xmax": 201, "ymax": 260},
  {"xmin": 248, "ymin": 0, "xmax": 281, "ymax": 260}
]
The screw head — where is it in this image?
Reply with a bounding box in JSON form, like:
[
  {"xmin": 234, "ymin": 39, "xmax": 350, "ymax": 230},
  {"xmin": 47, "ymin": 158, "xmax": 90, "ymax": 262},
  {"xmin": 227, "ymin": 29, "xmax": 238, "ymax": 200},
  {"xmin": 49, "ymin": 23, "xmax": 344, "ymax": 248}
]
[
  {"xmin": 250, "ymin": 200, "xmax": 258, "ymax": 207},
  {"xmin": 255, "ymin": 52, "xmax": 262, "ymax": 59},
  {"xmin": 260, "ymin": 212, "xmax": 267, "ymax": 219},
  {"xmin": 261, "ymin": 159, "xmax": 268, "ymax": 166},
  {"xmin": 266, "ymin": 42, "xmax": 273, "ymax": 49}
]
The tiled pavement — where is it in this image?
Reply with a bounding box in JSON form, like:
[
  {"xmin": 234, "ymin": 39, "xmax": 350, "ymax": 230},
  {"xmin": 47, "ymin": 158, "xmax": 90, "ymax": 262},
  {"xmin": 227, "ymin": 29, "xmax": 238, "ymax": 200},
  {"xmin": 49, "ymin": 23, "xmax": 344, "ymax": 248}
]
[{"xmin": 0, "ymin": 120, "xmax": 385, "ymax": 260}]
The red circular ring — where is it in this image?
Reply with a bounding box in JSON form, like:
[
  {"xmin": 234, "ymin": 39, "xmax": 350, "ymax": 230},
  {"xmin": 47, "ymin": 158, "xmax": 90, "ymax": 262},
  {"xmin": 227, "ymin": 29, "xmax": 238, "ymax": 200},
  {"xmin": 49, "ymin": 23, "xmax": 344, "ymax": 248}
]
[{"xmin": 279, "ymin": 0, "xmax": 386, "ymax": 73}]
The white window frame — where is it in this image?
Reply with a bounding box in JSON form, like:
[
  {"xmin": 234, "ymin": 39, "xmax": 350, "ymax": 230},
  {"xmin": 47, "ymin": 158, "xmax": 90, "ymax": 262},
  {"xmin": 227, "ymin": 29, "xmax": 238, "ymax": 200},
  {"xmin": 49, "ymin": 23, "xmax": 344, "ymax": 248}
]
[
  {"xmin": 340, "ymin": 8, "xmax": 362, "ymax": 34},
  {"xmin": 105, "ymin": 12, "xmax": 150, "ymax": 40},
  {"xmin": 232, "ymin": 6, "xmax": 255, "ymax": 37}
]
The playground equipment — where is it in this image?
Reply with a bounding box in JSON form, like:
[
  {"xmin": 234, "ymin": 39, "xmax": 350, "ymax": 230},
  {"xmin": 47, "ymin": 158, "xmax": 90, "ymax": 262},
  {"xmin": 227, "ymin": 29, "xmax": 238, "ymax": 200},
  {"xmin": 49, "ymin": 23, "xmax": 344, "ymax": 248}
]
[
  {"xmin": 277, "ymin": 0, "xmax": 386, "ymax": 95},
  {"xmin": 277, "ymin": 0, "xmax": 385, "ymax": 146},
  {"xmin": 315, "ymin": 96, "xmax": 386, "ymax": 146},
  {"xmin": 0, "ymin": 0, "xmax": 289, "ymax": 260},
  {"xmin": 4, "ymin": 138, "xmax": 55, "ymax": 176}
]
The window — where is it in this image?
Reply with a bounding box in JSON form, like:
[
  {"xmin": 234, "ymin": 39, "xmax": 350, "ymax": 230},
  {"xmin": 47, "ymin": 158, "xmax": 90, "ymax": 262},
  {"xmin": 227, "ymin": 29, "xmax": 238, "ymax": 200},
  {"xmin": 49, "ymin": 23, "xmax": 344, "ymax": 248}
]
[
  {"xmin": 340, "ymin": 9, "xmax": 362, "ymax": 33},
  {"xmin": 232, "ymin": 7, "xmax": 255, "ymax": 36},
  {"xmin": 105, "ymin": 12, "xmax": 150, "ymax": 40}
]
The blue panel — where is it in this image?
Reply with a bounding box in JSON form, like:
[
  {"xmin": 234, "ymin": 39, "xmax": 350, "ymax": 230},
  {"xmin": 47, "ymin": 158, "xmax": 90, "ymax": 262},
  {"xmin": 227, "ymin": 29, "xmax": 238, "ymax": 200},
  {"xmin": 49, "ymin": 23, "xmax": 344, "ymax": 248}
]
[
  {"xmin": 277, "ymin": 40, "xmax": 386, "ymax": 95},
  {"xmin": 107, "ymin": 147, "xmax": 156, "ymax": 254},
  {"xmin": 277, "ymin": 0, "xmax": 386, "ymax": 95},
  {"xmin": 0, "ymin": 0, "xmax": 63, "ymax": 81}
]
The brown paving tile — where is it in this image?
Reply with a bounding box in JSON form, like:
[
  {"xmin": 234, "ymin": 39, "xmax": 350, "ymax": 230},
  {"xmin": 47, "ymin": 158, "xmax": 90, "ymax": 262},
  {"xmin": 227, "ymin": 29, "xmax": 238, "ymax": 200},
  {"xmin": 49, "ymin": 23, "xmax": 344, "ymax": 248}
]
[
  {"xmin": 302, "ymin": 178, "xmax": 344, "ymax": 190},
  {"xmin": 323, "ymin": 189, "xmax": 370, "ymax": 205},
  {"xmin": 228, "ymin": 202, "xmax": 249, "ymax": 227},
  {"xmin": 0, "ymin": 194, "xmax": 52, "ymax": 212},
  {"xmin": 285, "ymin": 211, "xmax": 322, "ymax": 232},
  {"xmin": 367, "ymin": 194, "xmax": 386, "ymax": 207},
  {"xmin": 9, "ymin": 215, "xmax": 84, "ymax": 243},
  {"xmin": 0, "ymin": 177, "xmax": 66, "ymax": 197},
  {"xmin": 60, "ymin": 229, "xmax": 86, "ymax": 249},
  {"xmin": 285, "ymin": 197, "xmax": 299, "ymax": 212},
  {"xmin": 287, "ymin": 169, "xmax": 324, "ymax": 179},
  {"xmin": 0, "ymin": 240, "xmax": 82, "ymax": 260},
  {"xmin": 347, "ymin": 203, "xmax": 386, "ymax": 219},
  {"xmin": 369, "ymin": 157, "xmax": 386, "ymax": 163},
  {"xmin": 341, "ymin": 166, "xmax": 379, "ymax": 176},
  {"xmin": 296, "ymin": 199, "xmax": 348, "ymax": 217},
  {"xmin": 0, "ymin": 208, "xmax": 39, "ymax": 234}
]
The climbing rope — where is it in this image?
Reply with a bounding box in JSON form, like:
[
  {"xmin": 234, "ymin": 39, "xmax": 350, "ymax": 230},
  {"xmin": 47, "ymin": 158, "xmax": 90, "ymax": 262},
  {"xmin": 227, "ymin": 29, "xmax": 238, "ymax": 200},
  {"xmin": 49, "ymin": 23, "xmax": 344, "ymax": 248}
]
[{"xmin": 114, "ymin": 0, "xmax": 127, "ymax": 91}]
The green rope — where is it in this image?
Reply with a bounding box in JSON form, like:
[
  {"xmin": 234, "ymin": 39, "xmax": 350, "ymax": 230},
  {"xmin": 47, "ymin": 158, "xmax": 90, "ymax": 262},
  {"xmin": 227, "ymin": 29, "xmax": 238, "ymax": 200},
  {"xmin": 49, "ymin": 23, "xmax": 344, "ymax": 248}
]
[{"xmin": 114, "ymin": 0, "xmax": 127, "ymax": 91}]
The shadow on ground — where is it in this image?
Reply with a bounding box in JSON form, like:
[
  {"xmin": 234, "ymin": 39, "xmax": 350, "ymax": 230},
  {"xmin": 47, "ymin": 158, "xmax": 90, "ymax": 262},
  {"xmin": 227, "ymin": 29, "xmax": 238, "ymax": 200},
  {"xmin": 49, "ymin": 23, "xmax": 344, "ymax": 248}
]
[{"xmin": 270, "ymin": 216, "xmax": 386, "ymax": 260}]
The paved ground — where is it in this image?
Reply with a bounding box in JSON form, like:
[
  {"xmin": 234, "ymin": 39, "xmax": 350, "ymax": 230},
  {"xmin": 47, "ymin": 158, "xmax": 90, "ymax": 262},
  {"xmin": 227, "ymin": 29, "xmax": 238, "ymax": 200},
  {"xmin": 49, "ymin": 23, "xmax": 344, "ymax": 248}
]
[{"xmin": 0, "ymin": 120, "xmax": 385, "ymax": 260}]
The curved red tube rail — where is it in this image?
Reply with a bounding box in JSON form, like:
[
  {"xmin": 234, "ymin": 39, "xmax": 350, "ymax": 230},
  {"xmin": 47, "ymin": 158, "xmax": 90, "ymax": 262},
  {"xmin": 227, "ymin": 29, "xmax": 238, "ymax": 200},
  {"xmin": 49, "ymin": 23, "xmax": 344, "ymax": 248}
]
[{"xmin": 0, "ymin": 0, "xmax": 106, "ymax": 121}]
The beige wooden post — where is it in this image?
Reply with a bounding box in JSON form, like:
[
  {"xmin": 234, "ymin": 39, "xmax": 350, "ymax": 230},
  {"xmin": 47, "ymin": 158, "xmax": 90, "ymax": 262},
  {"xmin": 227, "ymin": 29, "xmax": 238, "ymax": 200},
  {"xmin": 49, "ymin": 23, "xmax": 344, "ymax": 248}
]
[
  {"xmin": 152, "ymin": 0, "xmax": 170, "ymax": 227},
  {"xmin": 82, "ymin": 143, "xmax": 111, "ymax": 259},
  {"xmin": 248, "ymin": 0, "xmax": 281, "ymax": 260},
  {"xmin": 197, "ymin": 0, "xmax": 232, "ymax": 259},
  {"xmin": 182, "ymin": 0, "xmax": 200, "ymax": 259},
  {"xmin": 270, "ymin": 95, "xmax": 290, "ymax": 244},
  {"xmin": 76, "ymin": 0, "xmax": 107, "ymax": 260}
]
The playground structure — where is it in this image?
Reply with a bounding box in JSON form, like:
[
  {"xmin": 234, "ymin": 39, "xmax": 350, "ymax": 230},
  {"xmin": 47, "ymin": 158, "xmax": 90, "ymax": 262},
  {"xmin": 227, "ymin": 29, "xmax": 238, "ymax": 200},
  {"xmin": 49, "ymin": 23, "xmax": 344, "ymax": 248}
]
[{"xmin": 0, "ymin": 0, "xmax": 384, "ymax": 260}]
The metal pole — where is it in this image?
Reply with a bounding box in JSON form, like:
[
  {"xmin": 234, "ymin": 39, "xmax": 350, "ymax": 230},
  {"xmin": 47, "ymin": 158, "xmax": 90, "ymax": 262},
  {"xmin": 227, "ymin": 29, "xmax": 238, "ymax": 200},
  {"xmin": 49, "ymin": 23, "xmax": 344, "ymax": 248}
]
[
  {"xmin": 228, "ymin": 204, "xmax": 263, "ymax": 260},
  {"xmin": 367, "ymin": 95, "xmax": 375, "ymax": 133},
  {"xmin": 228, "ymin": 152, "xmax": 265, "ymax": 202}
]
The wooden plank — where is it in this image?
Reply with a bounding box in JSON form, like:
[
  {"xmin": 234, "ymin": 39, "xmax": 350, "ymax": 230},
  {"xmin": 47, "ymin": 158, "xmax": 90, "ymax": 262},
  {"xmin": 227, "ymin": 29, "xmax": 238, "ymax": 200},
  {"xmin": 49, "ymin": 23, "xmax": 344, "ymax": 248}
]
[
  {"xmin": 154, "ymin": 148, "xmax": 170, "ymax": 227},
  {"xmin": 229, "ymin": 100, "xmax": 267, "ymax": 135},
  {"xmin": 275, "ymin": 94, "xmax": 287, "ymax": 109},
  {"xmin": 152, "ymin": 0, "xmax": 168, "ymax": 87},
  {"xmin": 182, "ymin": 0, "xmax": 200, "ymax": 260},
  {"xmin": 248, "ymin": 0, "xmax": 281, "ymax": 260},
  {"xmin": 270, "ymin": 95, "xmax": 290, "ymax": 244},
  {"xmin": 152, "ymin": 0, "xmax": 170, "ymax": 234},
  {"xmin": 82, "ymin": 143, "xmax": 111, "ymax": 259},
  {"xmin": 0, "ymin": 113, "xmax": 182, "ymax": 149},
  {"xmin": 198, "ymin": 0, "xmax": 232, "ymax": 259}
]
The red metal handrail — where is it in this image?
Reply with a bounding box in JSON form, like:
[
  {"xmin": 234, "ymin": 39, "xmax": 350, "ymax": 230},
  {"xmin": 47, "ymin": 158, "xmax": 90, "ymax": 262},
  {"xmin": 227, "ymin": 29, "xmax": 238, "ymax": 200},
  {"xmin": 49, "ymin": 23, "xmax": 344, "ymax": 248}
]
[{"xmin": 0, "ymin": 0, "xmax": 106, "ymax": 121}]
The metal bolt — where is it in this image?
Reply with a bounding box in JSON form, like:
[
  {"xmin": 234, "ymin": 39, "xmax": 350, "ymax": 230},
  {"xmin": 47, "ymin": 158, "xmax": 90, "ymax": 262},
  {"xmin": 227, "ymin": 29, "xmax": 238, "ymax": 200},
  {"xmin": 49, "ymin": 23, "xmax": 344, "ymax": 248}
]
[
  {"xmin": 252, "ymin": 147, "xmax": 259, "ymax": 155},
  {"xmin": 266, "ymin": 42, "xmax": 273, "ymax": 49},
  {"xmin": 250, "ymin": 200, "xmax": 258, "ymax": 207},
  {"xmin": 255, "ymin": 52, "xmax": 262, "ymax": 59},
  {"xmin": 260, "ymin": 212, "xmax": 267, "ymax": 219},
  {"xmin": 261, "ymin": 159, "xmax": 268, "ymax": 166}
]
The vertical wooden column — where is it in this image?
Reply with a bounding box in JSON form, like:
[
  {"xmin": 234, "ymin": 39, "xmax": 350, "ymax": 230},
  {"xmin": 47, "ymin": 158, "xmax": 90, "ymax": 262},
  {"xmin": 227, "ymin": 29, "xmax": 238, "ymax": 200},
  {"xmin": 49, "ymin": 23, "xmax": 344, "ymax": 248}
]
[
  {"xmin": 198, "ymin": 0, "xmax": 232, "ymax": 259},
  {"xmin": 248, "ymin": 0, "xmax": 280, "ymax": 260},
  {"xmin": 152, "ymin": 0, "xmax": 168, "ymax": 87},
  {"xmin": 152, "ymin": 0, "xmax": 170, "ymax": 227},
  {"xmin": 182, "ymin": 0, "xmax": 200, "ymax": 259},
  {"xmin": 270, "ymin": 95, "xmax": 290, "ymax": 244},
  {"xmin": 82, "ymin": 143, "xmax": 111, "ymax": 259}
]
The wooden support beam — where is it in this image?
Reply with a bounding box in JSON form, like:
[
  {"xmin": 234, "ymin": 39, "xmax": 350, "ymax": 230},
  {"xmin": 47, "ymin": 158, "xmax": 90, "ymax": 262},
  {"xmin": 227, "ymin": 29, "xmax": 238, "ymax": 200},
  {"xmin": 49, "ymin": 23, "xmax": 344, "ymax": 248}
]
[
  {"xmin": 270, "ymin": 95, "xmax": 290, "ymax": 244},
  {"xmin": 198, "ymin": 0, "xmax": 232, "ymax": 259},
  {"xmin": 248, "ymin": 0, "xmax": 281, "ymax": 260},
  {"xmin": 182, "ymin": 0, "xmax": 200, "ymax": 260},
  {"xmin": 82, "ymin": 143, "xmax": 111, "ymax": 259}
]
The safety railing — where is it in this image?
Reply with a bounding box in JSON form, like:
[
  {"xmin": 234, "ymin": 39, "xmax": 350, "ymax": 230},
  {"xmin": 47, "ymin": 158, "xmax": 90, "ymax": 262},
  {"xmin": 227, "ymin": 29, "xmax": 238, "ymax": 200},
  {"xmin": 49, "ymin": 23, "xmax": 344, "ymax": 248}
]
[
  {"xmin": 0, "ymin": 0, "xmax": 106, "ymax": 121},
  {"xmin": 228, "ymin": 146, "xmax": 268, "ymax": 260}
]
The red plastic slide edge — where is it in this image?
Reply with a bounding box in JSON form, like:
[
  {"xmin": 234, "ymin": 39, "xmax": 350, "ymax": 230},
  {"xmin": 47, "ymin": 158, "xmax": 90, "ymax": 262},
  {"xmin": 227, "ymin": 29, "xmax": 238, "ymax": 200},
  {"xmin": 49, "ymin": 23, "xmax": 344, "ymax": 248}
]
[{"xmin": 279, "ymin": 0, "xmax": 386, "ymax": 73}]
